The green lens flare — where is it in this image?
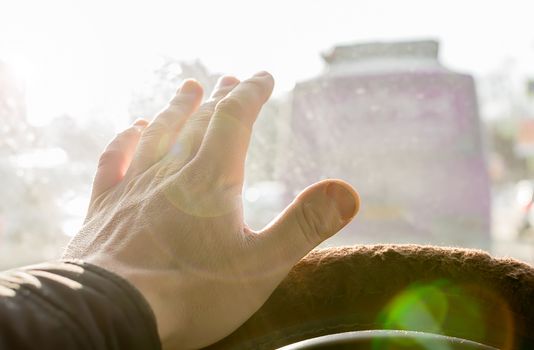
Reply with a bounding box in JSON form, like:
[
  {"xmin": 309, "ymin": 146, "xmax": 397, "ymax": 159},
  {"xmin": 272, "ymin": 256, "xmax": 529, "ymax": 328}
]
[{"xmin": 374, "ymin": 280, "xmax": 486, "ymax": 350}]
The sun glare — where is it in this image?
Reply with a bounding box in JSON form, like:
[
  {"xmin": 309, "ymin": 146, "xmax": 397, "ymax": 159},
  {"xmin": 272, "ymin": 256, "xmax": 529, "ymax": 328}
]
[
  {"xmin": 6, "ymin": 56, "xmax": 32, "ymax": 87},
  {"xmin": 1, "ymin": 1, "xmax": 103, "ymax": 126}
]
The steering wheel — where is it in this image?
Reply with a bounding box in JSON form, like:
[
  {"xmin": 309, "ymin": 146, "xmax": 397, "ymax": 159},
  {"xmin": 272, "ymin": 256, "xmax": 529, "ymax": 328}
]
[
  {"xmin": 278, "ymin": 330, "xmax": 497, "ymax": 350},
  {"xmin": 205, "ymin": 245, "xmax": 534, "ymax": 350}
]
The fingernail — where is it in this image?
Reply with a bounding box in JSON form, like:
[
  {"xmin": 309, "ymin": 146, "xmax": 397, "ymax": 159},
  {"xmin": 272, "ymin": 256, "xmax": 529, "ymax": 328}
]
[
  {"xmin": 326, "ymin": 182, "xmax": 359, "ymax": 221},
  {"xmin": 215, "ymin": 76, "xmax": 239, "ymax": 88}
]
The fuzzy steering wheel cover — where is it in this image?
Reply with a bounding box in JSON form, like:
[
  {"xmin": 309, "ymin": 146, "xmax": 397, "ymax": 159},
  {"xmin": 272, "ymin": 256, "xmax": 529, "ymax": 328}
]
[{"xmin": 205, "ymin": 244, "xmax": 534, "ymax": 350}]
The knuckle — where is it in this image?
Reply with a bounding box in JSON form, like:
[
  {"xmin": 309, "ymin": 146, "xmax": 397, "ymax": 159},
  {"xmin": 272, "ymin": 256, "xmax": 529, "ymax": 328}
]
[
  {"xmin": 166, "ymin": 96, "xmax": 197, "ymax": 116},
  {"xmin": 185, "ymin": 116, "xmax": 210, "ymax": 136},
  {"xmin": 168, "ymin": 93, "xmax": 193, "ymax": 107},
  {"xmin": 152, "ymin": 109, "xmax": 174, "ymax": 126},
  {"xmin": 159, "ymin": 160, "xmax": 243, "ymax": 217},
  {"xmin": 211, "ymin": 84, "xmax": 236, "ymax": 99},
  {"xmin": 189, "ymin": 101, "xmax": 217, "ymax": 126},
  {"xmin": 191, "ymin": 113, "xmax": 211, "ymax": 128},
  {"xmin": 216, "ymin": 95, "xmax": 249, "ymax": 118},
  {"xmin": 154, "ymin": 103, "xmax": 192, "ymax": 129},
  {"xmin": 198, "ymin": 100, "xmax": 217, "ymax": 115},
  {"xmin": 144, "ymin": 121, "xmax": 169, "ymax": 138},
  {"xmin": 173, "ymin": 165, "xmax": 204, "ymax": 191},
  {"xmin": 182, "ymin": 160, "xmax": 239, "ymax": 194},
  {"xmin": 295, "ymin": 202, "xmax": 325, "ymax": 246}
]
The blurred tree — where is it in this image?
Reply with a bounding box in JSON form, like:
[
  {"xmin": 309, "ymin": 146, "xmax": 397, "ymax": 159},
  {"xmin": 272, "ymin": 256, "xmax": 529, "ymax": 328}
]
[
  {"xmin": 0, "ymin": 61, "xmax": 33, "ymax": 154},
  {"xmin": 129, "ymin": 59, "xmax": 220, "ymax": 120},
  {"xmin": 486, "ymin": 119, "xmax": 527, "ymax": 183},
  {"xmin": 478, "ymin": 61, "xmax": 532, "ymax": 183},
  {"xmin": 0, "ymin": 56, "xmax": 296, "ymax": 266},
  {"xmin": 0, "ymin": 61, "xmax": 69, "ymax": 268}
]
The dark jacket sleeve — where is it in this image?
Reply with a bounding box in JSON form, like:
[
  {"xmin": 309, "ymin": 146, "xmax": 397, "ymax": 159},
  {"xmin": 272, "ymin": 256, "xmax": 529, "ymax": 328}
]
[{"xmin": 0, "ymin": 260, "xmax": 161, "ymax": 350}]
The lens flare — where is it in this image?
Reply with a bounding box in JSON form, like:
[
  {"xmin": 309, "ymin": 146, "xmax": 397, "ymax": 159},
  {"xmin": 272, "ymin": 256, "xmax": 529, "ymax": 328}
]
[{"xmin": 374, "ymin": 279, "xmax": 515, "ymax": 350}]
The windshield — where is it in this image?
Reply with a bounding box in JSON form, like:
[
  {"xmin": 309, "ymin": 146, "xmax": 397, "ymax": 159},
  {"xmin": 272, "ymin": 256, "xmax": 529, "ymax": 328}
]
[{"xmin": 0, "ymin": 0, "xmax": 533, "ymax": 268}]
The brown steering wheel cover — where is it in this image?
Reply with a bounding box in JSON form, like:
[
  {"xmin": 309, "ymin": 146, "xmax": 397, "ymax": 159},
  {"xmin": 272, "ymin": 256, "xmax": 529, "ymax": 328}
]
[{"xmin": 205, "ymin": 245, "xmax": 534, "ymax": 350}]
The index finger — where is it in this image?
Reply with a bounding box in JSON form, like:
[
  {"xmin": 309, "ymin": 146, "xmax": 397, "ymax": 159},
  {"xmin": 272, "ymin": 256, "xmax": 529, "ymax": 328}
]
[{"xmin": 193, "ymin": 71, "xmax": 274, "ymax": 186}]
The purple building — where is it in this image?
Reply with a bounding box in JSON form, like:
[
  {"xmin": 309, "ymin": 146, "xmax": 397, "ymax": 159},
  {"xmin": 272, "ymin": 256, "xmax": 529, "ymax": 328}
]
[{"xmin": 285, "ymin": 40, "xmax": 490, "ymax": 249}]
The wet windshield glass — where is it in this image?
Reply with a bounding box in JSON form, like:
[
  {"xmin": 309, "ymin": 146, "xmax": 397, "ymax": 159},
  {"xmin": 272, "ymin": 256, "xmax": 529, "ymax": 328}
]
[{"xmin": 0, "ymin": 0, "xmax": 533, "ymax": 267}]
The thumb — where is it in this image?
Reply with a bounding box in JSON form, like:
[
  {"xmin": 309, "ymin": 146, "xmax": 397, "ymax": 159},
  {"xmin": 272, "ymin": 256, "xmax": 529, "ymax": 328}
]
[{"xmin": 257, "ymin": 179, "xmax": 359, "ymax": 268}]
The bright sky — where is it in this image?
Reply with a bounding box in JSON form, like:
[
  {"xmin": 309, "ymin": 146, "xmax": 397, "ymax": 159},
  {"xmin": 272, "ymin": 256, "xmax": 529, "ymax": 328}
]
[{"xmin": 1, "ymin": 0, "xmax": 533, "ymax": 127}]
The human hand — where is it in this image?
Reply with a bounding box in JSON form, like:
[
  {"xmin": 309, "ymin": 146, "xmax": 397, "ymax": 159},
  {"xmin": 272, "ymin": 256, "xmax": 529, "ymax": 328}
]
[{"xmin": 63, "ymin": 72, "xmax": 359, "ymax": 349}]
